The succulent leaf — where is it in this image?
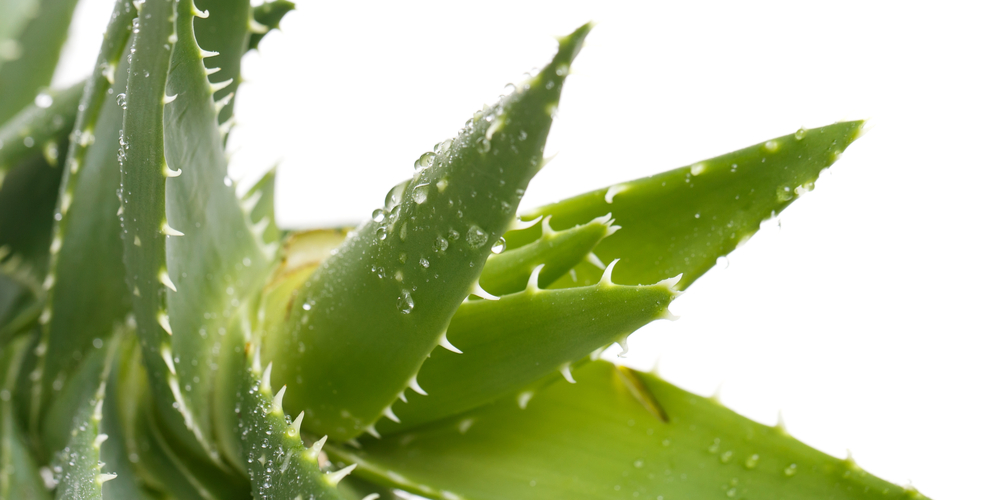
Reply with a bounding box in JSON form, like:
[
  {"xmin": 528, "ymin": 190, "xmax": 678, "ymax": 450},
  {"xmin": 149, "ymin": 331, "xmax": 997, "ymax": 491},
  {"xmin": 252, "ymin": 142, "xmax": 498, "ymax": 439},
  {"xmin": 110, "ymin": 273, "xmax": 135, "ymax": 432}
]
[
  {"xmin": 242, "ymin": 167, "xmax": 282, "ymax": 246},
  {"xmin": 378, "ymin": 262, "xmax": 680, "ymax": 433},
  {"xmin": 263, "ymin": 22, "xmax": 594, "ymax": 443},
  {"xmin": 0, "ymin": 336, "xmax": 48, "ymax": 499},
  {"xmin": 478, "ymin": 213, "xmax": 615, "ymax": 296},
  {"xmin": 0, "ymin": 146, "xmax": 64, "ymax": 279},
  {"xmin": 0, "ymin": 81, "xmax": 82, "ymax": 179},
  {"xmin": 248, "ymin": 1, "xmax": 295, "ymax": 51},
  {"xmin": 35, "ymin": 0, "xmax": 137, "ymax": 453},
  {"xmin": 159, "ymin": 0, "xmax": 270, "ymax": 458},
  {"xmin": 0, "ymin": 0, "xmax": 80, "ymax": 124},
  {"xmin": 335, "ymin": 360, "xmax": 921, "ymax": 500},
  {"xmin": 506, "ymin": 122, "xmax": 865, "ymax": 291},
  {"xmin": 51, "ymin": 336, "xmax": 117, "ymax": 500},
  {"xmin": 190, "ymin": 0, "xmax": 250, "ymax": 126},
  {"xmin": 230, "ymin": 345, "xmax": 350, "ymax": 499}
]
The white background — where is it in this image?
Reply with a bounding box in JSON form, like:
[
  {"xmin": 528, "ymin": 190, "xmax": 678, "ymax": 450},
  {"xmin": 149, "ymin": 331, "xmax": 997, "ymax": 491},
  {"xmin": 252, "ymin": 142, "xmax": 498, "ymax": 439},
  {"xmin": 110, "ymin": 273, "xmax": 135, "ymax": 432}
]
[{"xmin": 54, "ymin": 1, "xmax": 999, "ymax": 499}]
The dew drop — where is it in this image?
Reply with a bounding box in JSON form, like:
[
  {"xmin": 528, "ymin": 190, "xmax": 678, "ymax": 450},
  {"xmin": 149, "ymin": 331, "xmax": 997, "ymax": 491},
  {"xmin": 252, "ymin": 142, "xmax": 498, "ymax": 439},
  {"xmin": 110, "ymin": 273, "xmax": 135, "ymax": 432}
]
[
  {"xmin": 397, "ymin": 289, "xmax": 414, "ymax": 314},
  {"xmin": 414, "ymin": 152, "xmax": 435, "ymax": 170},
  {"xmin": 777, "ymin": 186, "xmax": 793, "ymax": 202},
  {"xmin": 466, "ymin": 225, "xmax": 488, "ymax": 248},
  {"xmin": 116, "ymin": 93, "xmax": 127, "ymax": 108},
  {"xmin": 433, "ymin": 236, "xmax": 448, "ymax": 253},
  {"xmin": 491, "ymin": 237, "xmax": 506, "ymax": 254},
  {"xmin": 794, "ymin": 128, "xmax": 807, "ymax": 140},
  {"xmin": 412, "ymin": 184, "xmax": 430, "ymax": 204},
  {"xmin": 784, "ymin": 464, "xmax": 797, "ymax": 476},
  {"xmin": 372, "ymin": 208, "xmax": 386, "ymax": 222},
  {"xmin": 434, "ymin": 139, "xmax": 452, "ymax": 154},
  {"xmin": 419, "ymin": 257, "xmax": 430, "ymax": 268},
  {"xmin": 375, "ymin": 227, "xmax": 387, "ymax": 241},
  {"xmin": 745, "ymin": 454, "xmax": 759, "ymax": 469},
  {"xmin": 436, "ymin": 178, "xmax": 449, "ymax": 193},
  {"xmin": 476, "ymin": 137, "xmax": 491, "ymax": 153}
]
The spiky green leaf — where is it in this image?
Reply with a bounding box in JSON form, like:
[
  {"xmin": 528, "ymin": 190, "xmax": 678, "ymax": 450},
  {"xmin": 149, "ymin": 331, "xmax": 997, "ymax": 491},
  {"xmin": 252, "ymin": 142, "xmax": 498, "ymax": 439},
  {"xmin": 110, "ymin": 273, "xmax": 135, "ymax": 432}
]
[
  {"xmin": 506, "ymin": 122, "xmax": 865, "ymax": 291},
  {"xmin": 248, "ymin": 1, "xmax": 294, "ymax": 51},
  {"xmin": 379, "ymin": 261, "xmax": 679, "ymax": 434},
  {"xmin": 263, "ymin": 22, "xmax": 593, "ymax": 443},
  {"xmin": 337, "ymin": 361, "xmax": 923, "ymax": 500}
]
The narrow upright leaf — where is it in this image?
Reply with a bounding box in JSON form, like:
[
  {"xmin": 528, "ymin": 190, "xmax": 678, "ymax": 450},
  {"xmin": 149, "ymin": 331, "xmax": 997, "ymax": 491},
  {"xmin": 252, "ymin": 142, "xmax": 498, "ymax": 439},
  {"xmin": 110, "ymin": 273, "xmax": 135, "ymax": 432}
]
[
  {"xmin": 0, "ymin": 80, "xmax": 82, "ymax": 178},
  {"xmin": 262, "ymin": 23, "xmax": 594, "ymax": 442},
  {"xmin": 0, "ymin": 337, "xmax": 48, "ymax": 500}
]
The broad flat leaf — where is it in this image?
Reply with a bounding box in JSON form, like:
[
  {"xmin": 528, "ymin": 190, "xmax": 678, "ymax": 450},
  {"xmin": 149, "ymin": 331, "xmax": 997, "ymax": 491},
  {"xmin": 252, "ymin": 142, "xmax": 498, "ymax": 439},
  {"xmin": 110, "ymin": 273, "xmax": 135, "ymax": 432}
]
[
  {"xmin": 379, "ymin": 262, "xmax": 679, "ymax": 434},
  {"xmin": 478, "ymin": 214, "xmax": 615, "ymax": 296},
  {"xmin": 263, "ymin": 23, "xmax": 594, "ymax": 442},
  {"xmin": 0, "ymin": 80, "xmax": 82, "ymax": 177},
  {"xmin": 506, "ymin": 122, "xmax": 865, "ymax": 291},
  {"xmin": 337, "ymin": 361, "xmax": 925, "ymax": 500},
  {"xmin": 0, "ymin": 0, "xmax": 80, "ymax": 124}
]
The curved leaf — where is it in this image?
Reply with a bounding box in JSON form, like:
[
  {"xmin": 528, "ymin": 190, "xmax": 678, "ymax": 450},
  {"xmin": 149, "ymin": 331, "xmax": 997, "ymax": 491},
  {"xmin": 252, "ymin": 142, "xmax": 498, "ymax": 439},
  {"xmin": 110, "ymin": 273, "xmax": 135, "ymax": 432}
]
[
  {"xmin": 336, "ymin": 361, "xmax": 925, "ymax": 500},
  {"xmin": 0, "ymin": 336, "xmax": 47, "ymax": 500},
  {"xmin": 263, "ymin": 22, "xmax": 594, "ymax": 443}
]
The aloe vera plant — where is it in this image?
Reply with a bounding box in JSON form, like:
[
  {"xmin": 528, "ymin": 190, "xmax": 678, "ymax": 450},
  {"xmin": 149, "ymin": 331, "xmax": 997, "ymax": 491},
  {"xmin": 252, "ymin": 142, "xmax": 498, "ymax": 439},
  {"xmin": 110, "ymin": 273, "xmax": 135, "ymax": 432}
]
[{"xmin": 0, "ymin": 1, "xmax": 929, "ymax": 499}]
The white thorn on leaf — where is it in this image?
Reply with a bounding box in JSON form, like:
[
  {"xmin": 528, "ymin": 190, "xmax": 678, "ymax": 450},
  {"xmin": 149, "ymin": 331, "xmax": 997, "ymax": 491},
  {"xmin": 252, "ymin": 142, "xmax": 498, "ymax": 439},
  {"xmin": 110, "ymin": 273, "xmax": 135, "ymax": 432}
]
[
  {"xmin": 161, "ymin": 222, "xmax": 184, "ymax": 236},
  {"xmin": 193, "ymin": 5, "xmax": 209, "ymax": 18},
  {"xmin": 325, "ymin": 463, "xmax": 357, "ymax": 486},
  {"xmin": 438, "ymin": 333, "xmax": 462, "ymax": 354},
  {"xmin": 251, "ymin": 346, "xmax": 262, "ymax": 373},
  {"xmin": 360, "ymin": 494, "xmax": 381, "ymax": 500},
  {"xmin": 311, "ymin": 435, "xmax": 328, "ymax": 455},
  {"xmin": 272, "ymin": 385, "xmax": 286, "ymax": 413},
  {"xmin": 204, "ymin": 66, "xmax": 222, "ymax": 76},
  {"xmin": 219, "ymin": 116, "xmax": 236, "ymax": 135},
  {"xmin": 660, "ymin": 308, "xmax": 679, "ymax": 321},
  {"xmin": 604, "ymin": 183, "xmax": 628, "ymax": 203},
  {"xmin": 526, "ymin": 264, "xmax": 544, "ymax": 293},
  {"xmin": 261, "ymin": 362, "xmax": 273, "ymax": 392},
  {"xmin": 587, "ymin": 252, "xmax": 607, "ymax": 270},
  {"xmin": 163, "ymin": 93, "xmax": 177, "ymax": 104},
  {"xmin": 159, "ymin": 270, "xmax": 176, "ymax": 292},
  {"xmin": 290, "ymin": 411, "xmax": 304, "ymax": 435},
  {"xmin": 616, "ymin": 335, "xmax": 629, "ymax": 357},
  {"xmin": 94, "ymin": 433, "xmax": 109, "ymax": 447},
  {"xmin": 214, "ymin": 92, "xmax": 234, "ymax": 113},
  {"xmin": 248, "ymin": 18, "xmax": 268, "ymax": 34},
  {"xmin": 157, "ymin": 312, "xmax": 173, "ymax": 336},
  {"xmin": 599, "ymin": 258, "xmax": 620, "ymax": 286},
  {"xmin": 208, "ymin": 78, "xmax": 233, "ymax": 93},
  {"xmin": 161, "ymin": 345, "xmax": 176, "ymax": 374},
  {"xmin": 398, "ymin": 390, "xmax": 408, "ymax": 403},
  {"xmin": 540, "ymin": 215, "xmax": 555, "ymax": 237},
  {"xmin": 605, "ymin": 224, "xmax": 621, "ymax": 237},
  {"xmin": 345, "ymin": 438, "xmax": 362, "ymax": 448},
  {"xmin": 507, "ymin": 215, "xmax": 542, "ymax": 232},
  {"xmin": 164, "ymin": 164, "xmax": 181, "ymax": 177},
  {"xmin": 200, "ymin": 49, "xmax": 219, "ymax": 58},
  {"xmin": 365, "ymin": 425, "xmax": 381, "ymax": 439},
  {"xmin": 591, "ymin": 212, "xmax": 614, "ymax": 226},
  {"xmin": 589, "ymin": 346, "xmax": 603, "ymax": 360},
  {"xmin": 97, "ymin": 473, "xmax": 118, "ymax": 484},
  {"xmin": 408, "ymin": 375, "xmax": 428, "ymax": 396},
  {"xmin": 659, "ymin": 273, "xmax": 683, "ymax": 294},
  {"xmin": 517, "ymin": 391, "xmax": 534, "ymax": 409},
  {"xmin": 559, "ymin": 363, "xmax": 576, "ymax": 384},
  {"xmin": 382, "ymin": 405, "xmax": 400, "ymax": 423},
  {"xmin": 469, "ymin": 281, "xmax": 498, "ymax": 301}
]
